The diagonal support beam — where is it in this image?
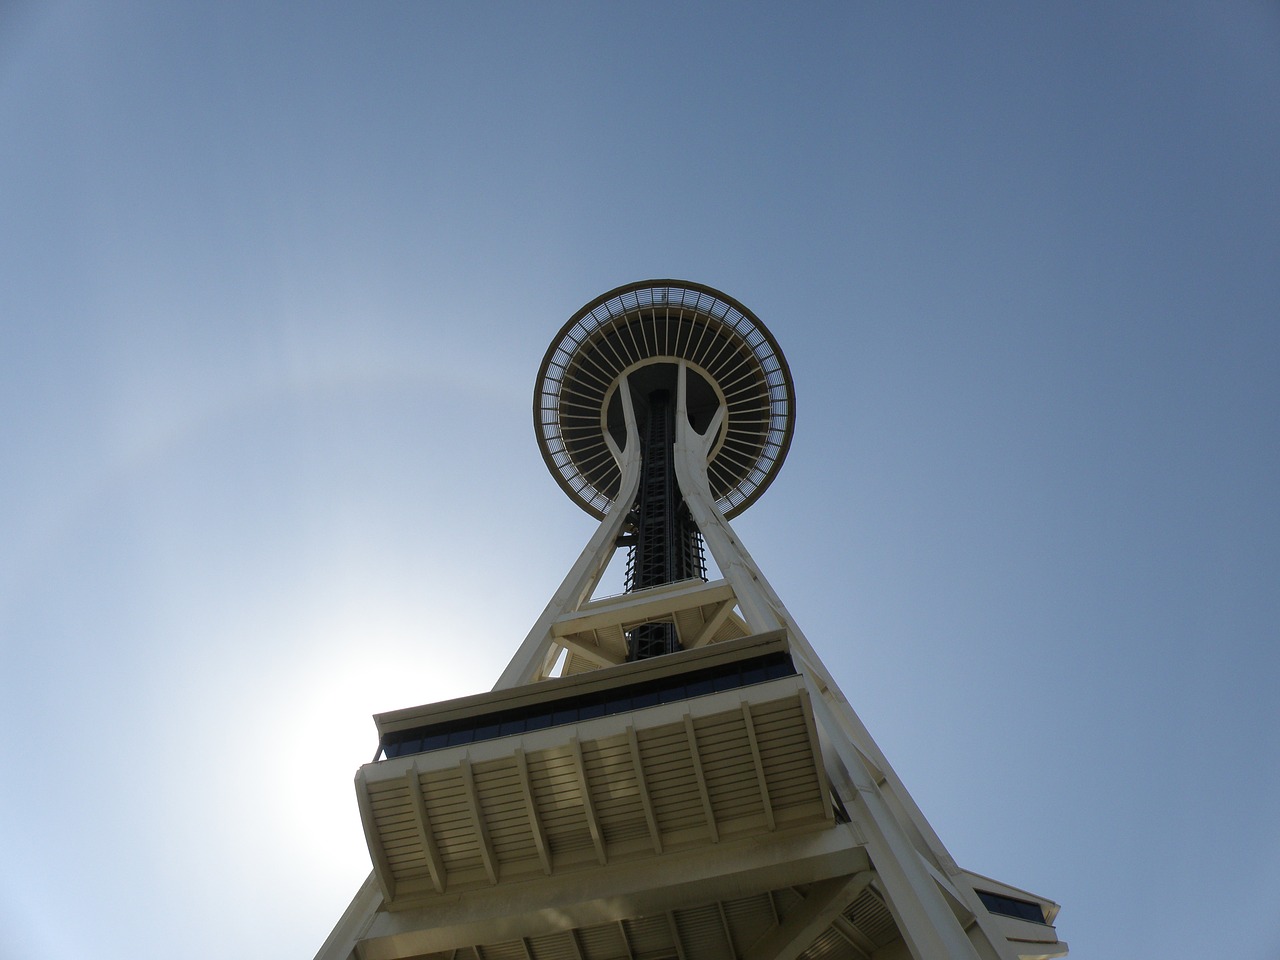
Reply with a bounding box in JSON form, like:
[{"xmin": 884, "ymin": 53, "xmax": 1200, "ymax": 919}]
[
  {"xmin": 570, "ymin": 737, "xmax": 608, "ymax": 865},
  {"xmin": 829, "ymin": 915, "xmax": 874, "ymax": 960},
  {"xmin": 740, "ymin": 701, "xmax": 775, "ymax": 831},
  {"xmin": 667, "ymin": 911, "xmax": 689, "ymax": 960},
  {"xmin": 556, "ymin": 632, "xmax": 625, "ymax": 668},
  {"xmin": 684, "ymin": 714, "xmax": 719, "ymax": 843},
  {"xmin": 627, "ymin": 725, "xmax": 663, "ymax": 853},
  {"xmin": 688, "ymin": 598, "xmax": 737, "ymax": 648},
  {"xmin": 797, "ymin": 688, "xmax": 836, "ymax": 824},
  {"xmin": 513, "ymin": 749, "xmax": 552, "ymax": 875},
  {"xmin": 404, "ymin": 767, "xmax": 446, "ymax": 893},
  {"xmin": 355, "ymin": 777, "xmax": 398, "ymax": 902},
  {"xmin": 617, "ymin": 920, "xmax": 636, "ymax": 960},
  {"xmin": 459, "ymin": 759, "xmax": 499, "ymax": 884},
  {"xmin": 495, "ymin": 378, "xmax": 642, "ymax": 689},
  {"xmin": 717, "ymin": 901, "xmax": 740, "ymax": 960},
  {"xmin": 743, "ymin": 873, "xmax": 874, "ymax": 960}
]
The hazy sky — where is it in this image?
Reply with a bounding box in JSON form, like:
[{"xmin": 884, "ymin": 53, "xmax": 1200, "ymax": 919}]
[{"xmin": 2, "ymin": 4, "xmax": 1277, "ymax": 958}]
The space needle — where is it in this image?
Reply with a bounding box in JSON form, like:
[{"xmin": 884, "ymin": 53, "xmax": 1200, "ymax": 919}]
[{"xmin": 316, "ymin": 280, "xmax": 1067, "ymax": 960}]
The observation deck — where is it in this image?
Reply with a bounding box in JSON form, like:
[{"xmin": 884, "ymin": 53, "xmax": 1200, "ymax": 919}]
[
  {"xmin": 534, "ymin": 280, "xmax": 795, "ymax": 520},
  {"xmin": 355, "ymin": 632, "xmax": 834, "ymax": 909}
]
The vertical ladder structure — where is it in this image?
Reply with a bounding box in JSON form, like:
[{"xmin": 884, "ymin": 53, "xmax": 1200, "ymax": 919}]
[{"xmin": 315, "ymin": 280, "xmax": 1068, "ymax": 960}]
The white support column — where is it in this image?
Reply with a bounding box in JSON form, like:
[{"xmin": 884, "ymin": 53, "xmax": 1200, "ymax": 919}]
[
  {"xmin": 312, "ymin": 872, "xmax": 382, "ymax": 960},
  {"xmin": 670, "ymin": 361, "xmax": 1005, "ymax": 960},
  {"xmin": 495, "ymin": 379, "xmax": 642, "ymax": 690},
  {"xmin": 672, "ymin": 364, "xmax": 781, "ymax": 634}
]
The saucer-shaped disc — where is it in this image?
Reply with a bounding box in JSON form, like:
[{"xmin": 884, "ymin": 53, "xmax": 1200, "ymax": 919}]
[{"xmin": 534, "ymin": 280, "xmax": 795, "ymax": 519}]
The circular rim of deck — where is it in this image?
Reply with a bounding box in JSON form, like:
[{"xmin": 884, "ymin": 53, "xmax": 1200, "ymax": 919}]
[{"xmin": 534, "ymin": 279, "xmax": 796, "ymax": 520}]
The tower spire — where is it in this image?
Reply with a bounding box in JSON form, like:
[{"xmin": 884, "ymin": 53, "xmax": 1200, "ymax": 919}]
[{"xmin": 315, "ymin": 280, "xmax": 1067, "ymax": 960}]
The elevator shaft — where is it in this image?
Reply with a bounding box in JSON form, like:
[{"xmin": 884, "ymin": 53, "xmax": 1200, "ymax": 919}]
[{"xmin": 626, "ymin": 388, "xmax": 706, "ymax": 660}]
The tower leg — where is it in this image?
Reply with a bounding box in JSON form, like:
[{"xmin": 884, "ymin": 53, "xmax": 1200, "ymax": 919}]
[
  {"xmin": 495, "ymin": 377, "xmax": 643, "ymax": 689},
  {"xmin": 671, "ymin": 362, "xmax": 1010, "ymax": 960}
]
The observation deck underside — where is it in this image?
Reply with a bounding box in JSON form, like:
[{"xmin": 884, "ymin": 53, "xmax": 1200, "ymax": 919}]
[{"xmin": 535, "ymin": 280, "xmax": 795, "ymax": 519}]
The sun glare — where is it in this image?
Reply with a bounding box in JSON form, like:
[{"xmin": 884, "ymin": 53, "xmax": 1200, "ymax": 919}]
[{"xmin": 253, "ymin": 605, "xmax": 503, "ymax": 875}]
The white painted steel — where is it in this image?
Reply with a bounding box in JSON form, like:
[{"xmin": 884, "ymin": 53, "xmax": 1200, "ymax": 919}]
[{"xmin": 669, "ymin": 361, "xmax": 1059, "ymax": 960}]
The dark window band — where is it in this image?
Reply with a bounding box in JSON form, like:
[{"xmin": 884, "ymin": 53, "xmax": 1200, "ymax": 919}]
[
  {"xmin": 380, "ymin": 650, "xmax": 796, "ymax": 760},
  {"xmin": 977, "ymin": 890, "xmax": 1047, "ymax": 924}
]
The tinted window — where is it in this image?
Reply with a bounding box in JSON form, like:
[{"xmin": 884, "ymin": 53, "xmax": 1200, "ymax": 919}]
[
  {"xmin": 977, "ymin": 891, "xmax": 1046, "ymax": 924},
  {"xmin": 377, "ymin": 649, "xmax": 798, "ymax": 758}
]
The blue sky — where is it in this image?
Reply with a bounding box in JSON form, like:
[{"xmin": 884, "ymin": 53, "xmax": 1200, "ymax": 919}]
[{"xmin": 1, "ymin": 3, "xmax": 1277, "ymax": 957}]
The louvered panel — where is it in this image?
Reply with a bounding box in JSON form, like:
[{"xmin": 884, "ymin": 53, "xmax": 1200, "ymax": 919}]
[
  {"xmin": 576, "ymin": 922, "xmax": 629, "ymax": 960},
  {"xmin": 378, "ymin": 888, "xmax": 842, "ymax": 960},
  {"xmin": 540, "ymin": 818, "xmax": 596, "ymax": 856},
  {"xmin": 796, "ymin": 926, "xmax": 852, "ymax": 960},
  {"xmin": 706, "ymin": 787, "xmax": 766, "ymax": 827},
  {"xmin": 766, "ymin": 768, "xmax": 823, "ymax": 800},
  {"xmin": 721, "ymin": 892, "xmax": 777, "ymax": 955},
  {"xmin": 395, "ymin": 886, "xmax": 891, "ymax": 960},
  {"xmin": 635, "ymin": 725, "xmax": 703, "ymax": 834},
  {"xmin": 751, "ymin": 703, "xmax": 823, "ymax": 818},
  {"xmin": 771, "ymin": 887, "xmax": 805, "ymax": 920},
  {"xmin": 380, "ymin": 827, "xmax": 422, "ymax": 856},
  {"xmin": 369, "ymin": 779, "xmax": 419, "ymax": 877},
  {"xmin": 384, "ymin": 850, "xmax": 431, "ymax": 880},
  {"xmin": 420, "ymin": 769, "xmax": 483, "ymax": 874},
  {"xmin": 472, "ymin": 756, "xmax": 521, "ymax": 787},
  {"xmin": 581, "ymin": 737, "xmax": 649, "ymax": 847},
  {"xmin": 485, "ymin": 820, "xmax": 538, "ymax": 862},
  {"xmin": 600, "ymin": 625, "xmax": 626, "ymax": 651},
  {"xmin": 423, "ymin": 792, "xmax": 478, "ymax": 838},
  {"xmin": 528, "ymin": 931, "xmax": 578, "ymax": 960},
  {"xmin": 476, "ymin": 790, "xmax": 534, "ymax": 836},
  {"xmin": 755, "ymin": 729, "xmax": 814, "ymax": 756},
  {"xmin": 374, "ymin": 803, "xmax": 416, "ymax": 835},
  {"xmin": 369, "ymin": 802, "xmax": 416, "ymax": 831},
  {"xmin": 846, "ymin": 888, "xmax": 898, "ymax": 948},
  {"xmin": 367, "ymin": 777, "xmax": 411, "ymax": 802},
  {"xmin": 563, "ymin": 652, "xmax": 597, "ymax": 676},
  {"xmin": 710, "ymin": 619, "xmax": 746, "ymax": 644},
  {"xmin": 390, "ymin": 856, "xmax": 433, "ymax": 882},
  {"xmin": 764, "ymin": 769, "xmax": 823, "ymax": 810},
  {"xmin": 747, "ymin": 697, "xmax": 804, "ymax": 727},
  {"xmin": 672, "ymin": 607, "xmax": 704, "ymax": 643},
  {"xmin": 527, "ymin": 750, "xmax": 581, "ymax": 795},
  {"xmin": 688, "ymin": 711, "xmax": 744, "ymax": 743},
  {"xmin": 478, "ymin": 941, "xmax": 527, "ymax": 960},
  {"xmin": 692, "ymin": 713, "xmax": 764, "ymax": 827},
  {"xmin": 673, "ymin": 903, "xmax": 733, "ymax": 960},
  {"xmin": 527, "ymin": 752, "xmax": 594, "ymax": 856},
  {"xmin": 434, "ymin": 833, "xmax": 482, "ymax": 873},
  {"xmin": 473, "ymin": 758, "xmax": 539, "ymax": 864},
  {"xmin": 580, "ymin": 737, "xmax": 638, "ymax": 788},
  {"xmin": 622, "ymin": 915, "xmax": 676, "ymax": 960},
  {"xmin": 763, "ymin": 757, "xmax": 822, "ymax": 782},
  {"xmin": 361, "ymin": 672, "xmax": 835, "ymax": 906}
]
